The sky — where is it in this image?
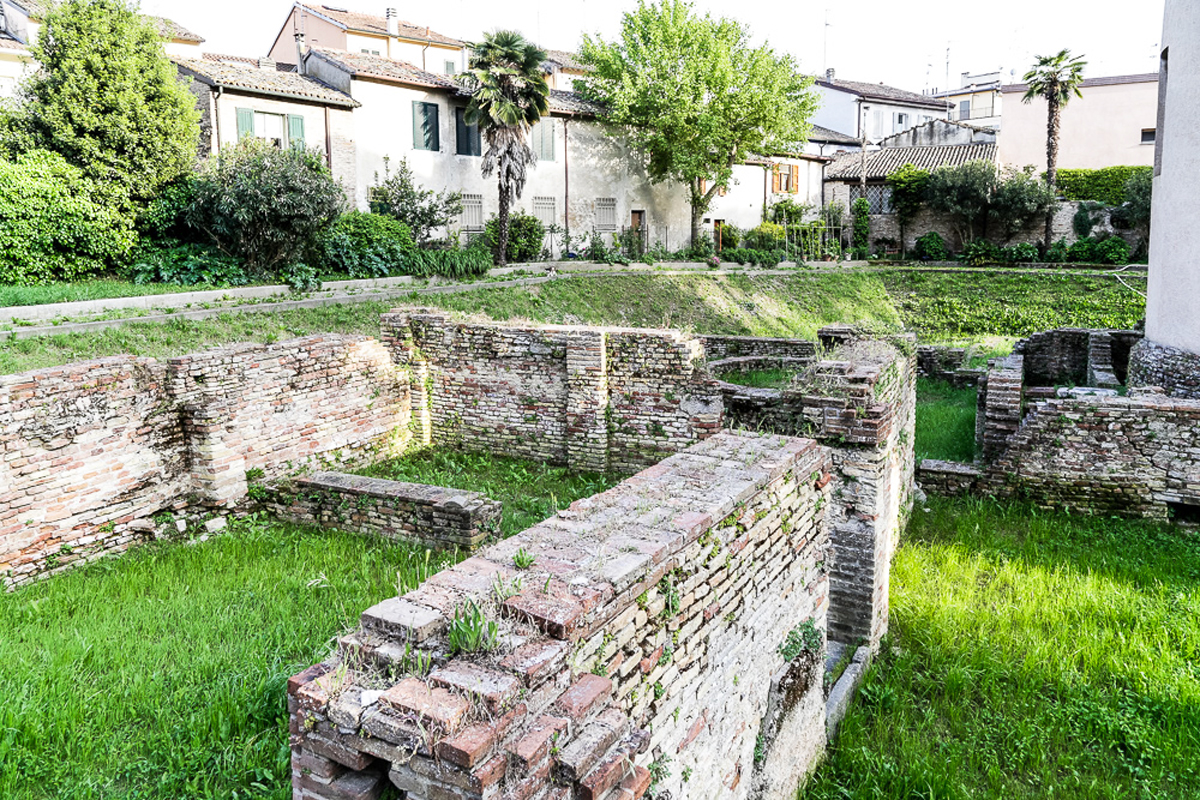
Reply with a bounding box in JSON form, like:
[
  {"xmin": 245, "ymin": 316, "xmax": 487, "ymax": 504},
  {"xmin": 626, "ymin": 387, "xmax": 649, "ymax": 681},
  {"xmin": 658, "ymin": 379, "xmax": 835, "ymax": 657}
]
[{"xmin": 141, "ymin": 0, "xmax": 1165, "ymax": 93}]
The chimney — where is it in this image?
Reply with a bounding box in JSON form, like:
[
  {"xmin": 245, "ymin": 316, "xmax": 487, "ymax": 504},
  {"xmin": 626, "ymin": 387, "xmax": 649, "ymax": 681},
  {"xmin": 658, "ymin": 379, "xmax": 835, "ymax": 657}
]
[
  {"xmin": 258, "ymin": 57, "xmax": 276, "ymax": 71},
  {"xmin": 295, "ymin": 32, "xmax": 307, "ymax": 75},
  {"xmin": 825, "ymin": 67, "xmax": 835, "ymax": 81},
  {"xmin": 386, "ymin": 7, "xmax": 399, "ymax": 36}
]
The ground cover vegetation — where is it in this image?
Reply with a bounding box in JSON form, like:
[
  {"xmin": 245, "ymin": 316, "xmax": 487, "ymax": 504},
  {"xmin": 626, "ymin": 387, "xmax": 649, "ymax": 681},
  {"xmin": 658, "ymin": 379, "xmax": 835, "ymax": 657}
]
[
  {"xmin": 0, "ymin": 448, "xmax": 615, "ymax": 799},
  {"xmin": 0, "ymin": 271, "xmax": 1144, "ymax": 374},
  {"xmin": 913, "ymin": 378, "xmax": 977, "ymax": 462},
  {"xmin": 803, "ymin": 497, "xmax": 1200, "ymax": 799}
]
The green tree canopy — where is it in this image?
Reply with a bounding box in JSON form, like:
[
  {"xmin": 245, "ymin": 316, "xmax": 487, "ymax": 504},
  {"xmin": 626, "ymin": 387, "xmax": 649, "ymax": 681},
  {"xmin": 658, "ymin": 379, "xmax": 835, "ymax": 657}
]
[
  {"xmin": 3, "ymin": 0, "xmax": 199, "ymax": 207},
  {"xmin": 579, "ymin": 0, "xmax": 818, "ymax": 246}
]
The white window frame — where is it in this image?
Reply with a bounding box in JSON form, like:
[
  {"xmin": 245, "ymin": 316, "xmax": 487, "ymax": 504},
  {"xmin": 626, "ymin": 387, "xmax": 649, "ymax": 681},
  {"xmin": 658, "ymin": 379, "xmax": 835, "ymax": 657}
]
[
  {"xmin": 595, "ymin": 197, "xmax": 617, "ymax": 232},
  {"xmin": 461, "ymin": 193, "xmax": 484, "ymax": 231}
]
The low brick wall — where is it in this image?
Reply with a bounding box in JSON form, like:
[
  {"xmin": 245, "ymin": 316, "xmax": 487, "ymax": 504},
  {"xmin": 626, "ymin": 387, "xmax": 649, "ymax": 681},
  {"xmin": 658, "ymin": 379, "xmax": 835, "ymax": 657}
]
[
  {"xmin": 917, "ymin": 459, "xmax": 981, "ymax": 497},
  {"xmin": 916, "ymin": 345, "xmax": 983, "ymax": 387},
  {"xmin": 1016, "ymin": 327, "xmax": 1143, "ymax": 388},
  {"xmin": 287, "ymin": 431, "xmax": 833, "ymax": 800},
  {"xmin": 701, "ymin": 335, "xmax": 818, "ymax": 361},
  {"xmin": 267, "ymin": 472, "xmax": 502, "ymax": 550},
  {"xmin": 976, "ymin": 355, "xmax": 1024, "ymax": 462}
]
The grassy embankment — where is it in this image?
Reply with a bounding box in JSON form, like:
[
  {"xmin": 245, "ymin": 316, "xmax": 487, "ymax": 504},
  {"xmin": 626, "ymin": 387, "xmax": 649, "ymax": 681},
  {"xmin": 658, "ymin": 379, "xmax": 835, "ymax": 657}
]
[{"xmin": 1, "ymin": 270, "xmax": 1144, "ymax": 374}]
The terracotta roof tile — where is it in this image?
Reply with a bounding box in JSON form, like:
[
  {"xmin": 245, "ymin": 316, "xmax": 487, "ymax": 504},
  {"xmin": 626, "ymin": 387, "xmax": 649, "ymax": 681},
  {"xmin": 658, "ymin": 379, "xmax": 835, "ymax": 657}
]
[
  {"xmin": 173, "ymin": 56, "xmax": 360, "ymax": 108},
  {"xmin": 0, "ymin": 33, "xmax": 30, "ymax": 52},
  {"xmin": 815, "ymin": 77, "xmax": 950, "ymax": 111},
  {"xmin": 826, "ymin": 142, "xmax": 998, "ymax": 180},
  {"xmin": 547, "ymin": 89, "xmax": 602, "ymax": 117},
  {"xmin": 15, "ymin": 2, "xmax": 203, "ymax": 43},
  {"xmin": 542, "ymin": 49, "xmax": 588, "ymax": 73},
  {"xmin": 310, "ymin": 47, "xmax": 458, "ymax": 89},
  {"xmin": 808, "ymin": 125, "xmax": 859, "ymax": 146},
  {"xmin": 298, "ymin": 3, "xmax": 463, "ymax": 47}
]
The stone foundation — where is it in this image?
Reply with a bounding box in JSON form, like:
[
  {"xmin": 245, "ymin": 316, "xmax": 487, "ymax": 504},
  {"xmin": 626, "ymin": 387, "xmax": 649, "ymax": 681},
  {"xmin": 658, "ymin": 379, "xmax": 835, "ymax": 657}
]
[
  {"xmin": 268, "ymin": 472, "xmax": 502, "ymax": 551},
  {"xmin": 287, "ymin": 432, "xmax": 833, "ymax": 800},
  {"xmin": 1128, "ymin": 338, "xmax": 1200, "ymax": 399}
]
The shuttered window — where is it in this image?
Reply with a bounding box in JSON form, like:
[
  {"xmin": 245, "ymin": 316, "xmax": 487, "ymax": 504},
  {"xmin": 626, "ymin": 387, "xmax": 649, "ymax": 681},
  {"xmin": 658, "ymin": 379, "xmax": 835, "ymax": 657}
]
[
  {"xmin": 595, "ymin": 197, "xmax": 617, "ymax": 231},
  {"xmin": 461, "ymin": 193, "xmax": 484, "ymax": 231},
  {"xmin": 412, "ymin": 101, "xmax": 440, "ymax": 151},
  {"xmin": 531, "ymin": 119, "xmax": 556, "ymax": 161},
  {"xmin": 236, "ymin": 108, "xmax": 306, "ymax": 149},
  {"xmin": 790, "ymin": 164, "xmax": 800, "ymax": 195},
  {"xmin": 532, "ymin": 196, "xmax": 556, "ymax": 227},
  {"xmin": 236, "ymin": 108, "xmax": 255, "ymax": 141},
  {"xmin": 287, "ymin": 114, "xmax": 305, "ymax": 148},
  {"xmin": 455, "ymin": 108, "xmax": 481, "ymax": 156}
]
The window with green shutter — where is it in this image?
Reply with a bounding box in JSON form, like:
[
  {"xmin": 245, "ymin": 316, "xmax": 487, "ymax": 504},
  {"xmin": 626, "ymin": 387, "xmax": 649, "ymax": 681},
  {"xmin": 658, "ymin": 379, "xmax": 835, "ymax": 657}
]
[
  {"xmin": 236, "ymin": 108, "xmax": 255, "ymax": 141},
  {"xmin": 287, "ymin": 114, "xmax": 305, "ymax": 148},
  {"xmin": 412, "ymin": 101, "xmax": 440, "ymax": 151},
  {"xmin": 455, "ymin": 108, "xmax": 481, "ymax": 156}
]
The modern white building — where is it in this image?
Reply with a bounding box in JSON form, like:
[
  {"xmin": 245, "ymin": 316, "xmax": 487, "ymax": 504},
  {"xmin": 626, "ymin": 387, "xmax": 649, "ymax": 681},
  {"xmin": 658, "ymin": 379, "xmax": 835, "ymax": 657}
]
[{"xmin": 811, "ymin": 69, "xmax": 951, "ymax": 143}]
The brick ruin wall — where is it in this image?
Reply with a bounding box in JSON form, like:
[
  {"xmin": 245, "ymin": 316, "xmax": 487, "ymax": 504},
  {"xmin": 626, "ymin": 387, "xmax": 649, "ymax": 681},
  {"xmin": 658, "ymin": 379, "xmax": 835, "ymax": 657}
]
[
  {"xmin": 267, "ymin": 472, "xmax": 503, "ymax": 551},
  {"xmin": 700, "ymin": 335, "xmax": 818, "ymax": 361},
  {"xmin": 287, "ymin": 431, "xmax": 833, "ymax": 800},
  {"xmin": 1, "ymin": 335, "xmax": 410, "ymax": 589},
  {"xmin": 1129, "ymin": 338, "xmax": 1200, "ymax": 399},
  {"xmin": 382, "ymin": 310, "xmax": 723, "ymax": 475},
  {"xmin": 711, "ymin": 336, "xmax": 916, "ymax": 647},
  {"xmin": 1015, "ymin": 327, "xmax": 1143, "ymax": 387}
]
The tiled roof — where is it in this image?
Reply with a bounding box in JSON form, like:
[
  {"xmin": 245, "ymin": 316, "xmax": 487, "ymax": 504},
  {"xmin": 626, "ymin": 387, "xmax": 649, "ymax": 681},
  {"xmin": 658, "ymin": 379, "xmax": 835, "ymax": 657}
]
[
  {"xmin": 543, "ymin": 49, "xmax": 588, "ymax": 73},
  {"xmin": 815, "ymin": 77, "xmax": 950, "ymax": 111},
  {"xmin": 0, "ymin": 32, "xmax": 29, "ymax": 52},
  {"xmin": 14, "ymin": 2, "xmax": 203, "ymax": 42},
  {"xmin": 203, "ymin": 53, "xmax": 260, "ymax": 67},
  {"xmin": 808, "ymin": 124, "xmax": 859, "ymax": 146},
  {"xmin": 826, "ymin": 142, "xmax": 998, "ymax": 180},
  {"xmin": 547, "ymin": 88, "xmax": 602, "ymax": 117},
  {"xmin": 173, "ymin": 56, "xmax": 360, "ymax": 108},
  {"xmin": 310, "ymin": 47, "xmax": 458, "ymax": 89},
  {"xmin": 1001, "ymin": 72, "xmax": 1158, "ymax": 94},
  {"xmin": 298, "ymin": 4, "xmax": 462, "ymax": 47},
  {"xmin": 876, "ymin": 117, "xmax": 998, "ymax": 147}
]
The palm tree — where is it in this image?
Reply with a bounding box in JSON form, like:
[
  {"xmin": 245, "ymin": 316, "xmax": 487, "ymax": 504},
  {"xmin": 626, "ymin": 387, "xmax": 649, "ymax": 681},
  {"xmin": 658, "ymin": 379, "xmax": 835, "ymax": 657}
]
[
  {"xmin": 1022, "ymin": 49, "xmax": 1087, "ymax": 251},
  {"xmin": 460, "ymin": 31, "xmax": 550, "ymax": 266}
]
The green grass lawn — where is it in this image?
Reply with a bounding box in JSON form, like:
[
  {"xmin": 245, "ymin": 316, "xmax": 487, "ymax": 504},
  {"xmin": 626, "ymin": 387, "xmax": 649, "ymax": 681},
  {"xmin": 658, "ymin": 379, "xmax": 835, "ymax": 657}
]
[
  {"xmin": 357, "ymin": 447, "xmax": 622, "ymax": 538},
  {"xmin": 0, "ymin": 271, "xmax": 1145, "ymax": 375},
  {"xmin": 915, "ymin": 378, "xmax": 978, "ymax": 462},
  {"xmin": 803, "ymin": 497, "xmax": 1200, "ymax": 799},
  {"xmin": 0, "ymin": 449, "xmax": 613, "ymax": 800},
  {"xmin": 0, "ymin": 279, "xmax": 230, "ymax": 308}
]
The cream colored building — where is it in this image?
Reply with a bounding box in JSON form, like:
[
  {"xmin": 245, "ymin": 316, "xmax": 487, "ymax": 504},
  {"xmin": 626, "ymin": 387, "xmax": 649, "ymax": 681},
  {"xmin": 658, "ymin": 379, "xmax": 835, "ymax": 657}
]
[{"xmin": 999, "ymin": 73, "xmax": 1159, "ymax": 171}]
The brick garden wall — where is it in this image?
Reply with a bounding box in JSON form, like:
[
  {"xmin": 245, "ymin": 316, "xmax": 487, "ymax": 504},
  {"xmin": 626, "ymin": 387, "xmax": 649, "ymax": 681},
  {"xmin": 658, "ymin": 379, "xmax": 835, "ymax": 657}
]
[
  {"xmin": 0, "ymin": 357, "xmax": 188, "ymax": 589},
  {"xmin": 287, "ymin": 431, "xmax": 833, "ymax": 800},
  {"xmin": 700, "ymin": 335, "xmax": 818, "ymax": 361},
  {"xmin": 1, "ymin": 335, "xmax": 411, "ymax": 589}
]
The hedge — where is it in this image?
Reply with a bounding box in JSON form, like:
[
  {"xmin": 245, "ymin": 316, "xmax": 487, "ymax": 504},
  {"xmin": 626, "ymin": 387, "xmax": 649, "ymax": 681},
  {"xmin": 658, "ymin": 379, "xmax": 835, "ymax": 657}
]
[{"xmin": 1056, "ymin": 166, "xmax": 1152, "ymax": 205}]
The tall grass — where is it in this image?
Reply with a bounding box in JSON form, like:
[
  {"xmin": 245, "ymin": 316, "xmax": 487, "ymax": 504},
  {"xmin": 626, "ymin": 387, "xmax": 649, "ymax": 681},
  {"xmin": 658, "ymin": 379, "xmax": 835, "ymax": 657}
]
[
  {"xmin": 0, "ymin": 515, "xmax": 448, "ymax": 800},
  {"xmin": 915, "ymin": 378, "xmax": 977, "ymax": 462},
  {"xmin": 803, "ymin": 498, "xmax": 1200, "ymax": 799}
]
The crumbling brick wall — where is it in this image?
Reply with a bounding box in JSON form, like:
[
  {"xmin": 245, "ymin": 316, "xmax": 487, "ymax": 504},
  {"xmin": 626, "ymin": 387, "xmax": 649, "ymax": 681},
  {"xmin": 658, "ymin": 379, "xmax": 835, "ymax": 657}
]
[
  {"xmin": 976, "ymin": 355, "xmax": 1024, "ymax": 462},
  {"xmin": 267, "ymin": 472, "xmax": 502, "ymax": 551},
  {"xmin": 381, "ymin": 310, "xmax": 723, "ymax": 475},
  {"xmin": 0, "ymin": 357, "xmax": 187, "ymax": 589},
  {"xmin": 287, "ymin": 431, "xmax": 833, "ymax": 800},
  {"xmin": 701, "ymin": 335, "xmax": 818, "ymax": 361}
]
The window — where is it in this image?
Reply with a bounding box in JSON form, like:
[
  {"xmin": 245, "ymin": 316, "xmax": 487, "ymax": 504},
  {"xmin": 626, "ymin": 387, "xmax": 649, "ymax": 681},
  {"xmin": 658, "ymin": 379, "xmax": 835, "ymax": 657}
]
[
  {"xmin": 772, "ymin": 164, "xmax": 801, "ymax": 195},
  {"xmin": 1142, "ymin": 128, "xmax": 1157, "ymax": 144},
  {"xmin": 531, "ymin": 119, "xmax": 556, "ymax": 161},
  {"xmin": 361, "ymin": 48, "xmax": 381, "ymax": 55},
  {"xmin": 595, "ymin": 197, "xmax": 617, "ymax": 231},
  {"xmin": 412, "ymin": 101, "xmax": 440, "ymax": 151},
  {"xmin": 445, "ymin": 59, "xmax": 457, "ymax": 75},
  {"xmin": 894, "ymin": 112, "xmax": 908, "ymax": 130},
  {"xmin": 236, "ymin": 108, "xmax": 305, "ymax": 148},
  {"xmin": 455, "ymin": 108, "xmax": 481, "ymax": 156},
  {"xmin": 532, "ymin": 196, "xmax": 556, "ymax": 227},
  {"xmin": 850, "ymin": 184, "xmax": 893, "ymax": 215},
  {"xmin": 461, "ymin": 193, "xmax": 484, "ymax": 231}
]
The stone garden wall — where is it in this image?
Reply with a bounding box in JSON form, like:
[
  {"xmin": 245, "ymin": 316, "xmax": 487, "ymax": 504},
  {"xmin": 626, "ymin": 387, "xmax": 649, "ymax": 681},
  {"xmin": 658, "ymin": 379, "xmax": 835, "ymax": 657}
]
[
  {"xmin": 1129, "ymin": 338, "xmax": 1200, "ymax": 399},
  {"xmin": 287, "ymin": 431, "xmax": 833, "ymax": 800},
  {"xmin": 1, "ymin": 335, "xmax": 410, "ymax": 589},
  {"xmin": 268, "ymin": 472, "xmax": 502, "ymax": 551},
  {"xmin": 381, "ymin": 309, "xmax": 724, "ymax": 475}
]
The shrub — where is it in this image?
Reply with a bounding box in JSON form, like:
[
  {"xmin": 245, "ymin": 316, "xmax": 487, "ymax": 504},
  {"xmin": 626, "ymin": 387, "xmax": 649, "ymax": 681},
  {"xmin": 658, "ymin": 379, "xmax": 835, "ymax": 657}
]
[
  {"xmin": 128, "ymin": 242, "xmax": 247, "ymax": 286},
  {"xmin": 1002, "ymin": 242, "xmax": 1039, "ymax": 263},
  {"xmin": 185, "ymin": 140, "xmax": 345, "ymax": 280},
  {"xmin": 1057, "ymin": 166, "xmax": 1153, "ymax": 205},
  {"xmin": 0, "ymin": 150, "xmax": 135, "ymax": 285},
  {"xmin": 1045, "ymin": 238, "xmax": 1070, "ymax": 263},
  {"xmin": 851, "ymin": 197, "xmax": 871, "ymax": 258},
  {"xmin": 913, "ymin": 231, "xmax": 949, "ymax": 261},
  {"xmin": 767, "ymin": 197, "xmax": 811, "ymax": 225},
  {"xmin": 369, "ymin": 157, "xmax": 463, "ymax": 246},
  {"xmin": 1067, "ymin": 238, "xmax": 1099, "ymax": 263},
  {"xmin": 1094, "ymin": 236, "xmax": 1131, "ymax": 265},
  {"xmin": 138, "ymin": 177, "xmax": 196, "ymax": 241},
  {"xmin": 959, "ymin": 240, "xmax": 1002, "ymax": 266},
  {"xmin": 404, "ymin": 245, "xmax": 492, "ymax": 279},
  {"xmin": 718, "ymin": 223, "xmax": 741, "ymax": 249},
  {"xmin": 318, "ymin": 211, "xmax": 415, "ymax": 278},
  {"xmin": 483, "ymin": 212, "xmax": 545, "ymax": 264},
  {"xmin": 743, "ymin": 221, "xmax": 785, "ymax": 250},
  {"xmin": 1122, "ymin": 169, "xmax": 1153, "ymax": 231}
]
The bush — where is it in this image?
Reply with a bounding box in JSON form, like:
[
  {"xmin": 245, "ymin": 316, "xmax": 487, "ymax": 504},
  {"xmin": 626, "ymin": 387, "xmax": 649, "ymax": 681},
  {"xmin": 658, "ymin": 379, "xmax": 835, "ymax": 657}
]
[
  {"xmin": 851, "ymin": 197, "xmax": 870, "ymax": 258},
  {"xmin": 1094, "ymin": 236, "xmax": 1131, "ymax": 265},
  {"xmin": 913, "ymin": 231, "xmax": 949, "ymax": 261},
  {"xmin": 1045, "ymin": 238, "xmax": 1070, "ymax": 263},
  {"xmin": 138, "ymin": 177, "xmax": 196, "ymax": 241},
  {"xmin": 404, "ymin": 245, "xmax": 492, "ymax": 279},
  {"xmin": 1002, "ymin": 242, "xmax": 1039, "ymax": 263},
  {"xmin": 0, "ymin": 150, "xmax": 135, "ymax": 285},
  {"xmin": 1057, "ymin": 166, "xmax": 1153, "ymax": 205},
  {"xmin": 719, "ymin": 248, "xmax": 784, "ymax": 268},
  {"xmin": 1067, "ymin": 238, "xmax": 1098, "ymax": 264},
  {"xmin": 369, "ymin": 157, "xmax": 462, "ymax": 246},
  {"xmin": 959, "ymin": 240, "xmax": 1002, "ymax": 266},
  {"xmin": 718, "ymin": 223, "xmax": 741, "ymax": 249},
  {"xmin": 318, "ymin": 211, "xmax": 415, "ymax": 279},
  {"xmin": 743, "ymin": 221, "xmax": 785, "ymax": 250},
  {"xmin": 128, "ymin": 242, "xmax": 248, "ymax": 286},
  {"xmin": 185, "ymin": 140, "xmax": 345, "ymax": 281},
  {"xmin": 483, "ymin": 212, "xmax": 545, "ymax": 264}
]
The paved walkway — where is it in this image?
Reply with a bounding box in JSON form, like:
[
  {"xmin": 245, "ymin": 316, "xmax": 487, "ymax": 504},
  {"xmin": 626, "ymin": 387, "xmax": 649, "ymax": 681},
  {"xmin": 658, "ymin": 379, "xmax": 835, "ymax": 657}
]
[{"xmin": 1, "ymin": 261, "xmax": 1146, "ymax": 340}]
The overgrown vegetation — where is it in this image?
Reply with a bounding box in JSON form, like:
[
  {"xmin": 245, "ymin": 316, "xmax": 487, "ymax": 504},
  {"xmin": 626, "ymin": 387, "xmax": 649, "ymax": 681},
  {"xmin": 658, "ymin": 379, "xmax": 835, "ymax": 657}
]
[
  {"xmin": 803, "ymin": 497, "xmax": 1200, "ymax": 799},
  {"xmin": 715, "ymin": 366, "xmax": 802, "ymax": 388},
  {"xmin": 914, "ymin": 378, "xmax": 977, "ymax": 462},
  {"xmin": 0, "ymin": 514, "xmax": 449, "ymax": 799}
]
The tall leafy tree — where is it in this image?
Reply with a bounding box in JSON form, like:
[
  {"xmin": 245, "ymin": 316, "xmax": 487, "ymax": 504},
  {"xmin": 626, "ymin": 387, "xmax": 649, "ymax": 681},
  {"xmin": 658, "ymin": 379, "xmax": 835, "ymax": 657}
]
[
  {"xmin": 1022, "ymin": 49, "xmax": 1087, "ymax": 250},
  {"xmin": 579, "ymin": 0, "xmax": 817, "ymax": 248},
  {"xmin": 6, "ymin": 0, "xmax": 199, "ymax": 207},
  {"xmin": 460, "ymin": 31, "xmax": 550, "ymax": 266}
]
